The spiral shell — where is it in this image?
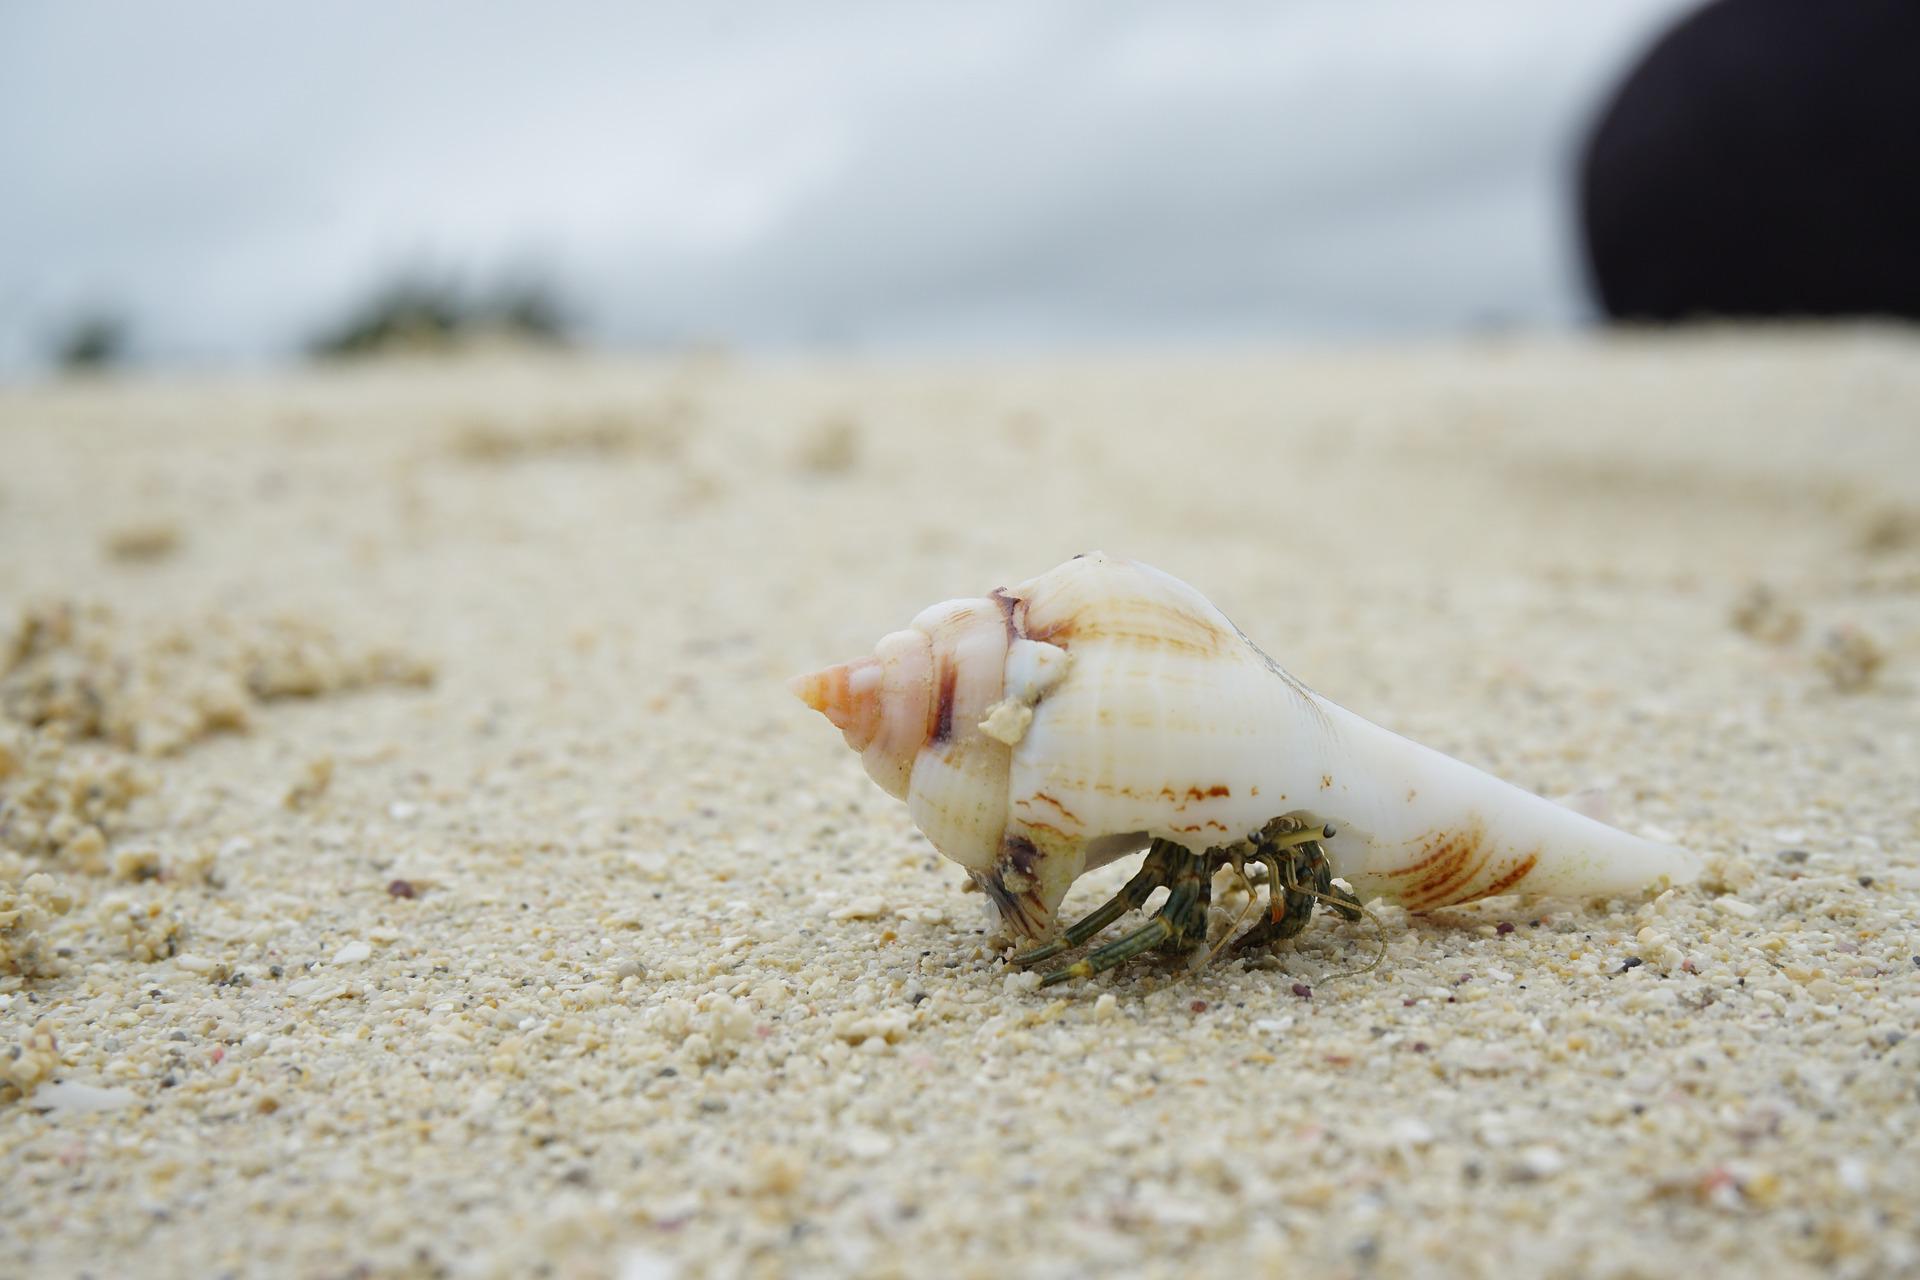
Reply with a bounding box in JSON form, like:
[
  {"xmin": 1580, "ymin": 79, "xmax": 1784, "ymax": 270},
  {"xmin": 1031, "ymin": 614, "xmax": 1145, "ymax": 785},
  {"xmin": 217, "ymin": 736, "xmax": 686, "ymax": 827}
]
[{"xmin": 792, "ymin": 553, "xmax": 1700, "ymax": 940}]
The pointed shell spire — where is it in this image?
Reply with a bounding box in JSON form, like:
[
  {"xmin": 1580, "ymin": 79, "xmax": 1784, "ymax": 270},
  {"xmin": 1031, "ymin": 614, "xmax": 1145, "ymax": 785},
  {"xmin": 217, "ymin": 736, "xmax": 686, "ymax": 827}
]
[{"xmin": 787, "ymin": 661, "xmax": 883, "ymax": 747}]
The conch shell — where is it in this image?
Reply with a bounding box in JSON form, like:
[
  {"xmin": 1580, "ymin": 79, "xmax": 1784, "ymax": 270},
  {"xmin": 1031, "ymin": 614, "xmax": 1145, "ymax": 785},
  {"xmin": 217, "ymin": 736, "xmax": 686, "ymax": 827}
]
[{"xmin": 791, "ymin": 553, "xmax": 1700, "ymax": 941}]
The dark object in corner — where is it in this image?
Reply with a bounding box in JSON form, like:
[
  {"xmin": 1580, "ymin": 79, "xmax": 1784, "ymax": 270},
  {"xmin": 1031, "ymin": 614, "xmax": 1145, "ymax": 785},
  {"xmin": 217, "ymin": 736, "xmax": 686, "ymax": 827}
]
[{"xmin": 1579, "ymin": 0, "xmax": 1920, "ymax": 322}]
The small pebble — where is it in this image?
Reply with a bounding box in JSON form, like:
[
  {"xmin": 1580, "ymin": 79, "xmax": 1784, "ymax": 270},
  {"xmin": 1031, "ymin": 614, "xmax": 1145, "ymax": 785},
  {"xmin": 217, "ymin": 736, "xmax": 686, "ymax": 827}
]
[
  {"xmin": 1508, "ymin": 1146, "xmax": 1566, "ymax": 1181},
  {"xmin": 1816, "ymin": 624, "xmax": 1886, "ymax": 693},
  {"xmin": 1291, "ymin": 983, "xmax": 1312, "ymax": 1000},
  {"xmin": 1728, "ymin": 583, "xmax": 1802, "ymax": 645},
  {"xmin": 1389, "ymin": 1117, "xmax": 1435, "ymax": 1146},
  {"xmin": 794, "ymin": 416, "xmax": 862, "ymax": 475},
  {"xmin": 28, "ymin": 1082, "xmax": 140, "ymax": 1115},
  {"xmin": 103, "ymin": 520, "xmax": 182, "ymax": 562},
  {"xmin": 843, "ymin": 1129, "xmax": 893, "ymax": 1159}
]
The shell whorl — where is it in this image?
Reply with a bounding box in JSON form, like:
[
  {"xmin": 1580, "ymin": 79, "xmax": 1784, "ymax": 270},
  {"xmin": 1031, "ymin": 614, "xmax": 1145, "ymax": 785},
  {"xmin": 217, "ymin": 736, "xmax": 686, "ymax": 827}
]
[
  {"xmin": 791, "ymin": 598, "xmax": 1028, "ymax": 854},
  {"xmin": 788, "ymin": 626, "xmax": 935, "ymax": 798},
  {"xmin": 791, "ymin": 553, "xmax": 1701, "ymax": 940}
]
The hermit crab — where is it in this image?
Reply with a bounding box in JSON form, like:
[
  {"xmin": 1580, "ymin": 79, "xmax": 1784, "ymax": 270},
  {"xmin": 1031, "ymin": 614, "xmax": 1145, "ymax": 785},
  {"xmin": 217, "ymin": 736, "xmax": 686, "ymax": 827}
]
[{"xmin": 791, "ymin": 553, "xmax": 1700, "ymax": 985}]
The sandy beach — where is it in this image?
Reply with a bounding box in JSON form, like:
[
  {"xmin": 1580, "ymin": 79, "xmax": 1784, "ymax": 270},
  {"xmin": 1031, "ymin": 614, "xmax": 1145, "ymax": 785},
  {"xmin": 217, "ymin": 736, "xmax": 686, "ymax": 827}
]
[{"xmin": 4, "ymin": 330, "xmax": 1918, "ymax": 1278}]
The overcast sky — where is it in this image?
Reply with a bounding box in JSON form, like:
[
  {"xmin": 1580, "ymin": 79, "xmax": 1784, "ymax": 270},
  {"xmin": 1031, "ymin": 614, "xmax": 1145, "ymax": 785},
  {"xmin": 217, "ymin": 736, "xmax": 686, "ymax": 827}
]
[{"xmin": 0, "ymin": 0, "xmax": 1694, "ymax": 372}]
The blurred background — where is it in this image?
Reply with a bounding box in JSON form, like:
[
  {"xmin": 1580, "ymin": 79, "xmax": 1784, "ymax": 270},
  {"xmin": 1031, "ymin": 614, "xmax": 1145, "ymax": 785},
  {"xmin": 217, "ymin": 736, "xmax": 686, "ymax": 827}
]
[{"xmin": 3, "ymin": 0, "xmax": 1913, "ymax": 375}]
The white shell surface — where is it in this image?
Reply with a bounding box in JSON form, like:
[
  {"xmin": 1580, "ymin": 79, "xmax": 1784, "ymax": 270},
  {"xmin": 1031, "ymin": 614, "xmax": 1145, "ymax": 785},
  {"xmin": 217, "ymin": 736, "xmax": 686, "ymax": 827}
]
[
  {"xmin": 1006, "ymin": 555, "xmax": 1310, "ymax": 855},
  {"xmin": 857, "ymin": 629, "xmax": 932, "ymax": 799},
  {"xmin": 796, "ymin": 552, "xmax": 1701, "ymax": 938},
  {"xmin": 902, "ymin": 599, "xmax": 1010, "ymax": 873},
  {"xmin": 1006, "ymin": 555, "xmax": 1698, "ymax": 913}
]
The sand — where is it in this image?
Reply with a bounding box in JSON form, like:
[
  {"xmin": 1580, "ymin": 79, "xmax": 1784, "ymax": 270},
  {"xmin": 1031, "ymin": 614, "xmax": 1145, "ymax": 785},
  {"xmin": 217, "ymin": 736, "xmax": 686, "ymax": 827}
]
[{"xmin": 3, "ymin": 330, "xmax": 1918, "ymax": 1279}]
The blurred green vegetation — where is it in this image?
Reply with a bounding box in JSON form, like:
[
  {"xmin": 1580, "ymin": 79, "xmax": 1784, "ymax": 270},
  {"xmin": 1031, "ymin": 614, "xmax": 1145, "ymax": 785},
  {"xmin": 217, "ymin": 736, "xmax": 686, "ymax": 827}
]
[
  {"xmin": 308, "ymin": 275, "xmax": 572, "ymax": 359},
  {"xmin": 52, "ymin": 314, "xmax": 130, "ymax": 372}
]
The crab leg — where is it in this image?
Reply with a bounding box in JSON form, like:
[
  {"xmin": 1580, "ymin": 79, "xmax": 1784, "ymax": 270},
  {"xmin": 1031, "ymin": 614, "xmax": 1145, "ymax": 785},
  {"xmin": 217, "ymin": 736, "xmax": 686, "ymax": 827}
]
[
  {"xmin": 1036, "ymin": 847, "xmax": 1211, "ymax": 986},
  {"xmin": 1012, "ymin": 843, "xmax": 1173, "ymax": 968}
]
